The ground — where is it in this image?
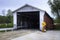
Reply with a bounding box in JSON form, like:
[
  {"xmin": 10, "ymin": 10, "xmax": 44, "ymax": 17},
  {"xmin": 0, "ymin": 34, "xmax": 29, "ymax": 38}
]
[
  {"xmin": 0, "ymin": 29, "xmax": 38, "ymax": 40},
  {"xmin": 0, "ymin": 29, "xmax": 60, "ymax": 40}
]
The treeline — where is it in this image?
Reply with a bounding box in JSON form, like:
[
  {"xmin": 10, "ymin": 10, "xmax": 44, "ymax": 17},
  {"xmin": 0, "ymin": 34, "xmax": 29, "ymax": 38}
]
[
  {"xmin": 0, "ymin": 9, "xmax": 13, "ymax": 28},
  {"xmin": 0, "ymin": 16, "xmax": 12, "ymax": 24},
  {"xmin": 0, "ymin": 16, "xmax": 13, "ymax": 28}
]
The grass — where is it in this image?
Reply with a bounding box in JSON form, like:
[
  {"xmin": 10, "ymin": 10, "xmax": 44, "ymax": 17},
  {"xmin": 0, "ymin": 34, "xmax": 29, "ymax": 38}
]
[
  {"xmin": 0, "ymin": 23, "xmax": 13, "ymax": 28},
  {"xmin": 0, "ymin": 30, "xmax": 12, "ymax": 32},
  {"xmin": 0, "ymin": 30, "xmax": 5, "ymax": 32},
  {"xmin": 54, "ymin": 25, "xmax": 60, "ymax": 30}
]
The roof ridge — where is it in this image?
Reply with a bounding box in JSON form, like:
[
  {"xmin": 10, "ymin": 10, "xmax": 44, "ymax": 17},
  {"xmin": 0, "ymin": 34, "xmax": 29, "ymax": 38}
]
[{"xmin": 12, "ymin": 4, "xmax": 45, "ymax": 13}]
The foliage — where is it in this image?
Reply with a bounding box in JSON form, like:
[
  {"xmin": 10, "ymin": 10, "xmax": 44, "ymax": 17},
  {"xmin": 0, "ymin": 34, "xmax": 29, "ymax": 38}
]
[
  {"xmin": 0, "ymin": 15, "xmax": 13, "ymax": 28},
  {"xmin": 0, "ymin": 9, "xmax": 13, "ymax": 28},
  {"xmin": 7, "ymin": 23, "xmax": 13, "ymax": 28},
  {"xmin": 0, "ymin": 30, "xmax": 5, "ymax": 32},
  {"xmin": 54, "ymin": 25, "xmax": 60, "ymax": 30},
  {"xmin": 7, "ymin": 9, "xmax": 13, "ymax": 16},
  {"xmin": 48, "ymin": 0, "xmax": 60, "ymax": 18},
  {"xmin": 54, "ymin": 18, "xmax": 60, "ymax": 23},
  {"xmin": 6, "ymin": 16, "xmax": 12, "ymax": 23},
  {"xmin": 0, "ymin": 24, "xmax": 7, "ymax": 28},
  {"xmin": 0, "ymin": 16, "xmax": 13, "ymax": 24},
  {"xmin": 0, "ymin": 16, "xmax": 6, "ymax": 24},
  {"xmin": 0, "ymin": 23, "xmax": 13, "ymax": 28}
]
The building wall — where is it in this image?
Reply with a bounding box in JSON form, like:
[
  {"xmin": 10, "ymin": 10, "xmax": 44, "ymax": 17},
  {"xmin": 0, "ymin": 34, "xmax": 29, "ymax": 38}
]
[
  {"xmin": 13, "ymin": 5, "xmax": 45, "ymax": 30},
  {"xmin": 40, "ymin": 11, "xmax": 45, "ymax": 30},
  {"xmin": 13, "ymin": 12, "xmax": 17, "ymax": 29},
  {"xmin": 13, "ymin": 11, "xmax": 45, "ymax": 30},
  {"xmin": 44, "ymin": 13, "xmax": 54, "ymax": 30}
]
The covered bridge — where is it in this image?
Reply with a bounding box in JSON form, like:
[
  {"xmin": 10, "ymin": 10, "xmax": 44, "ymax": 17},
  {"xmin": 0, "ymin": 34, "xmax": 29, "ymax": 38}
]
[{"xmin": 12, "ymin": 4, "xmax": 54, "ymax": 30}]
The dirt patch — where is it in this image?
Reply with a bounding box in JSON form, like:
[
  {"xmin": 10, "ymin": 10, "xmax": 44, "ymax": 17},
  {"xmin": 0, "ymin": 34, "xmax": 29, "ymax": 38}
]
[{"xmin": 0, "ymin": 29, "xmax": 38, "ymax": 40}]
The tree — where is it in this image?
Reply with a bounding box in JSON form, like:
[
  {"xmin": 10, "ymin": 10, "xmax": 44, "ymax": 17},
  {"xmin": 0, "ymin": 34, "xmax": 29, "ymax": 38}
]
[
  {"xmin": 7, "ymin": 9, "xmax": 12, "ymax": 16},
  {"xmin": 0, "ymin": 16, "xmax": 6, "ymax": 24},
  {"xmin": 48, "ymin": 0, "xmax": 60, "ymax": 18},
  {"xmin": 6, "ymin": 16, "xmax": 12, "ymax": 23}
]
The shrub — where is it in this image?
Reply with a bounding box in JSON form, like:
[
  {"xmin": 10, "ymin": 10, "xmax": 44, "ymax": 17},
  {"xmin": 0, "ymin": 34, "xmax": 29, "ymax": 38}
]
[
  {"xmin": 7, "ymin": 23, "xmax": 13, "ymax": 28},
  {"xmin": 0, "ymin": 23, "xmax": 13, "ymax": 28},
  {"xmin": 54, "ymin": 18, "xmax": 60, "ymax": 23},
  {"xmin": 0, "ymin": 24, "xmax": 7, "ymax": 28},
  {"xmin": 54, "ymin": 24, "xmax": 60, "ymax": 30}
]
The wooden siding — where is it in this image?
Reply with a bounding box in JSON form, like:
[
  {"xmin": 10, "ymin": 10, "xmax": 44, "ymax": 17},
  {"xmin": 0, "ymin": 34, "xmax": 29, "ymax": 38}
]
[{"xmin": 44, "ymin": 12, "xmax": 54, "ymax": 30}]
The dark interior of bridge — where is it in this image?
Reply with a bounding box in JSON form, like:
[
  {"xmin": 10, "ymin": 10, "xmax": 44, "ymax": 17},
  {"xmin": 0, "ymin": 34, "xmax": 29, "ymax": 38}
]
[{"xmin": 17, "ymin": 11, "xmax": 40, "ymax": 29}]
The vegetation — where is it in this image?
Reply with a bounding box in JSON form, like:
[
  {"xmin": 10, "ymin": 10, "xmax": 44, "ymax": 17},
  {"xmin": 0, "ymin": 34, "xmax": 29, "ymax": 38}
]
[
  {"xmin": 54, "ymin": 18, "xmax": 60, "ymax": 23},
  {"xmin": 48, "ymin": 0, "xmax": 60, "ymax": 18},
  {"xmin": 0, "ymin": 9, "xmax": 13, "ymax": 28},
  {"xmin": 0, "ymin": 16, "xmax": 13, "ymax": 28},
  {"xmin": 54, "ymin": 25, "xmax": 60, "ymax": 30},
  {"xmin": 7, "ymin": 9, "xmax": 13, "ymax": 16},
  {"xmin": 48, "ymin": 0, "xmax": 60, "ymax": 30}
]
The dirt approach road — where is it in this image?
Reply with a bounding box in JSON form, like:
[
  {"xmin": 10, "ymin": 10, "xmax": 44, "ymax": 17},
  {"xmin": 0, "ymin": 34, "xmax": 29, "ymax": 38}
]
[
  {"xmin": 0, "ymin": 29, "xmax": 39, "ymax": 40},
  {"xmin": 0, "ymin": 30, "xmax": 60, "ymax": 40},
  {"xmin": 12, "ymin": 30, "xmax": 60, "ymax": 40}
]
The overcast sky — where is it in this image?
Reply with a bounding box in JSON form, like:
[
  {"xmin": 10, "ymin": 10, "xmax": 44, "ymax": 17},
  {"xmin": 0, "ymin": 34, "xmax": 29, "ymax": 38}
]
[{"xmin": 0, "ymin": 0, "xmax": 54, "ymax": 18}]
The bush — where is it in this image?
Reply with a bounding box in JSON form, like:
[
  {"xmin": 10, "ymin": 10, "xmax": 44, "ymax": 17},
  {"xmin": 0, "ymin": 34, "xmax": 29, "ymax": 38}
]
[
  {"xmin": 0, "ymin": 24, "xmax": 7, "ymax": 28},
  {"xmin": 7, "ymin": 23, "xmax": 13, "ymax": 28},
  {"xmin": 54, "ymin": 18, "xmax": 60, "ymax": 30},
  {"xmin": 54, "ymin": 24, "xmax": 60, "ymax": 30},
  {"xmin": 54, "ymin": 18, "xmax": 60, "ymax": 23},
  {"xmin": 0, "ymin": 23, "xmax": 13, "ymax": 28}
]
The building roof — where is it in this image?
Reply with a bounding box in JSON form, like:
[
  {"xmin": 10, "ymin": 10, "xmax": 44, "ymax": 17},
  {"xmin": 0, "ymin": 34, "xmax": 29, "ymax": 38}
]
[
  {"xmin": 12, "ymin": 4, "xmax": 53, "ymax": 20},
  {"xmin": 45, "ymin": 12, "xmax": 53, "ymax": 21},
  {"xmin": 12, "ymin": 4, "xmax": 45, "ymax": 13}
]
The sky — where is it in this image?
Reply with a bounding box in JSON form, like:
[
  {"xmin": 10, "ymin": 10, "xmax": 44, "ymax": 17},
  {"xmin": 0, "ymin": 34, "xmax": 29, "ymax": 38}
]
[{"xmin": 0, "ymin": 0, "xmax": 54, "ymax": 18}]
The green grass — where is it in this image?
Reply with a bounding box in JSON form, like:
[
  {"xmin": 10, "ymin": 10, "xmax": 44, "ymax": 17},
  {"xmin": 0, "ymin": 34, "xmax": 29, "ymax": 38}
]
[
  {"xmin": 0, "ymin": 23, "xmax": 13, "ymax": 28},
  {"xmin": 0, "ymin": 30, "xmax": 5, "ymax": 32},
  {"xmin": 0, "ymin": 30, "xmax": 12, "ymax": 32}
]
